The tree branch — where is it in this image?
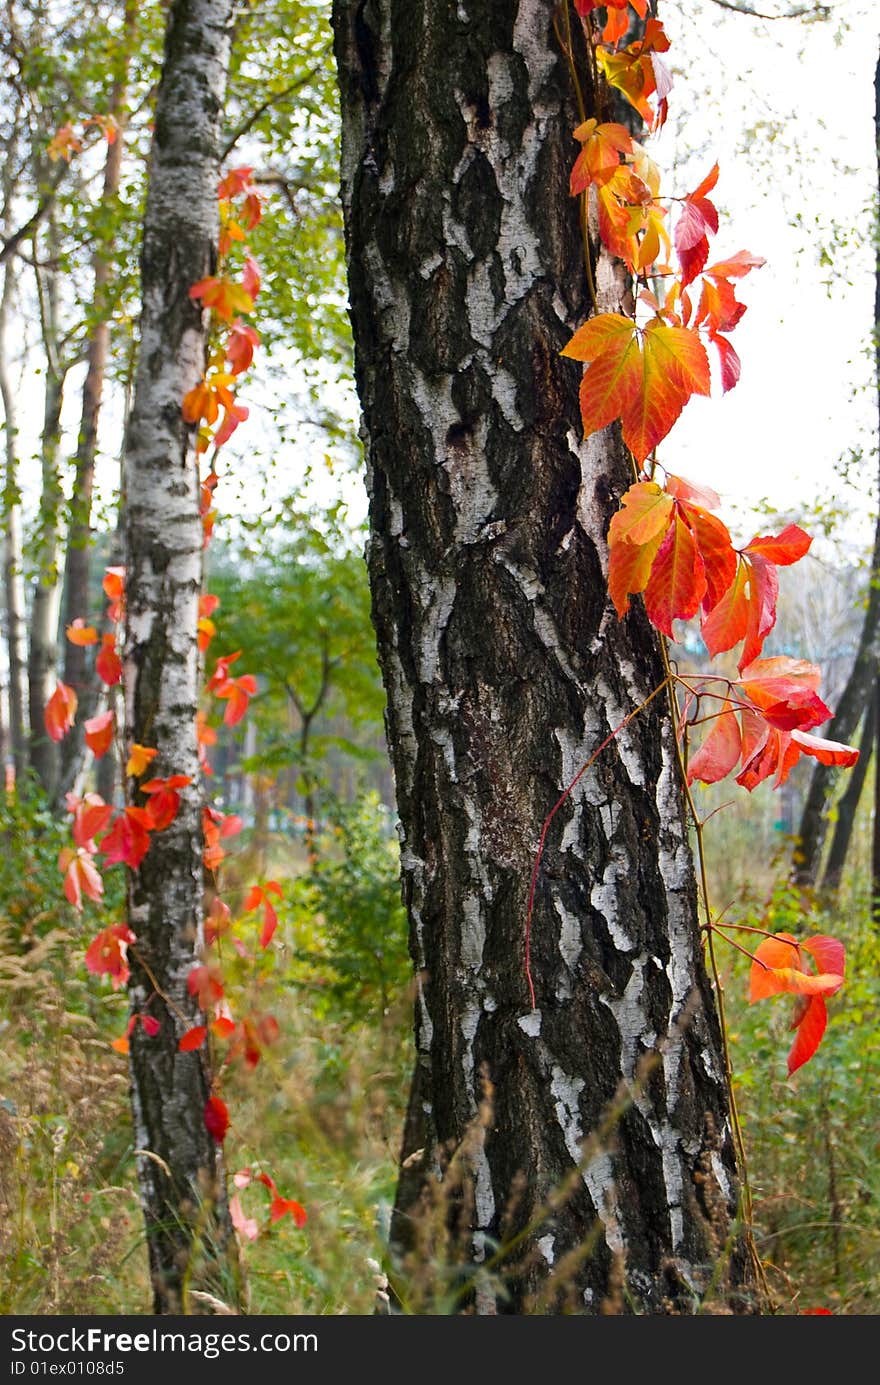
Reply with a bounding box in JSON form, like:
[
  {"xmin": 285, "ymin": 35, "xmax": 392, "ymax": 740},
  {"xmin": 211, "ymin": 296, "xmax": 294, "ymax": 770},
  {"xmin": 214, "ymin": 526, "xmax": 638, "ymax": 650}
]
[
  {"xmin": 706, "ymin": 0, "xmax": 830, "ymax": 19},
  {"xmin": 0, "ymin": 164, "xmax": 67, "ymax": 266},
  {"xmin": 220, "ymin": 67, "xmax": 322, "ymax": 161}
]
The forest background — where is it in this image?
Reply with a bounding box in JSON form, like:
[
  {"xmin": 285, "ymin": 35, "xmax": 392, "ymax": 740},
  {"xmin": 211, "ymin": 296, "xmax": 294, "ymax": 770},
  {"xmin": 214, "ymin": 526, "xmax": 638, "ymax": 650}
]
[{"xmin": 0, "ymin": 0, "xmax": 878, "ymax": 1315}]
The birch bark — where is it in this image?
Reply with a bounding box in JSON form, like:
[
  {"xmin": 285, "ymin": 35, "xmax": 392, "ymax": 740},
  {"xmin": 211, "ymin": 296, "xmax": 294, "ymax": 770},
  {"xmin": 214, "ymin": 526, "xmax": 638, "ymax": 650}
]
[{"xmin": 123, "ymin": 0, "xmax": 239, "ymax": 1314}]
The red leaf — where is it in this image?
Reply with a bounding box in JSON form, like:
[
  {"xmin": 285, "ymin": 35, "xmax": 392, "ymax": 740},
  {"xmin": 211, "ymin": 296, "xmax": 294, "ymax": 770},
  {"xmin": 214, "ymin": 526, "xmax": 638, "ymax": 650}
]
[
  {"xmin": 744, "ymin": 524, "xmax": 812, "ymax": 566},
  {"xmin": 59, "ymin": 846, "xmax": 104, "ymax": 911},
  {"xmin": 187, "ymin": 964, "xmax": 224, "ymax": 1009},
  {"xmin": 789, "ymin": 729, "xmax": 860, "ymax": 769},
  {"xmin": 178, "ymin": 1025, "xmax": 208, "ymax": 1051},
  {"xmin": 84, "ymin": 710, "xmax": 115, "ymax": 759},
  {"xmin": 686, "ymin": 706, "xmax": 741, "ymax": 786},
  {"xmin": 711, "ymin": 333, "xmax": 741, "ymax": 393},
  {"xmin": 96, "ymin": 634, "xmax": 122, "ymax": 686},
  {"xmin": 140, "ymin": 1014, "xmax": 161, "ymax": 1037},
  {"xmin": 84, "ymin": 923, "xmax": 135, "ymax": 989},
  {"xmin": 67, "ymin": 792, "xmax": 113, "ymax": 849},
  {"xmin": 45, "ymin": 682, "xmax": 78, "ymax": 742},
  {"xmin": 204, "ymin": 1095, "xmax": 230, "ymax": 1143},
  {"xmin": 99, "ymin": 808, "xmax": 152, "ymax": 869},
  {"xmin": 259, "ymin": 902, "xmax": 278, "ymax": 949},
  {"xmin": 787, "ymin": 994, "xmax": 827, "ymax": 1076},
  {"xmin": 269, "ymin": 1196, "xmax": 307, "ymax": 1228},
  {"xmin": 643, "ymin": 511, "xmax": 706, "ymax": 637}
]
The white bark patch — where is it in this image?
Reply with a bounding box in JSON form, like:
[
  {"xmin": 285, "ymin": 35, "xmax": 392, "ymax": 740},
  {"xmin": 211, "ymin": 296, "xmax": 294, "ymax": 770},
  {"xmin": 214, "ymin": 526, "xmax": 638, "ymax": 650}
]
[
  {"xmin": 582, "ymin": 1151, "xmax": 625, "ymax": 1254},
  {"xmin": 460, "ymin": 997, "xmax": 482, "ymax": 1096},
  {"xmin": 441, "ymin": 415, "xmax": 499, "ymax": 545},
  {"xmin": 537, "ymin": 1234, "xmax": 555, "ymax": 1266},
  {"xmin": 513, "ymin": 0, "xmax": 559, "ymax": 103},
  {"xmin": 475, "ymin": 1147, "xmax": 496, "ymax": 1229},
  {"xmin": 362, "ymin": 244, "xmax": 410, "ymax": 352},
  {"xmin": 711, "ymin": 1151, "xmax": 733, "ymax": 1204},
  {"xmin": 554, "ymin": 897, "xmax": 583, "ymax": 975},
  {"xmin": 595, "ymin": 672, "xmax": 644, "ymax": 787},
  {"xmin": 550, "ymin": 1064, "xmax": 585, "ymax": 1165},
  {"xmin": 415, "ymin": 574, "xmax": 456, "ymax": 684},
  {"xmin": 517, "ymin": 1009, "xmax": 542, "ymax": 1037},
  {"xmin": 589, "ymin": 857, "xmax": 634, "ymax": 954}
]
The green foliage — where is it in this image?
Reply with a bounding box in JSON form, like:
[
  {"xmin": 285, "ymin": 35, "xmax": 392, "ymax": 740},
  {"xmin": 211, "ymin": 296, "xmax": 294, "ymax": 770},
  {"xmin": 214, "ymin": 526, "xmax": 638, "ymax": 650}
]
[
  {"xmin": 207, "ymin": 500, "xmax": 385, "ymax": 811},
  {"xmin": 725, "ymin": 872, "xmax": 880, "ymax": 1313},
  {"xmin": 288, "ymin": 794, "xmax": 410, "ymax": 1028}
]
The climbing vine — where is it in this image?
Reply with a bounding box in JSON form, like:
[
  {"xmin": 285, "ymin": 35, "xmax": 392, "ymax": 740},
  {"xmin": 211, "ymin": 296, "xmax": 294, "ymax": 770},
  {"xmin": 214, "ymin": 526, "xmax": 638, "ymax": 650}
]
[
  {"xmin": 528, "ymin": 0, "xmax": 860, "ymax": 1298},
  {"xmin": 43, "ymin": 128, "xmax": 306, "ymax": 1248}
]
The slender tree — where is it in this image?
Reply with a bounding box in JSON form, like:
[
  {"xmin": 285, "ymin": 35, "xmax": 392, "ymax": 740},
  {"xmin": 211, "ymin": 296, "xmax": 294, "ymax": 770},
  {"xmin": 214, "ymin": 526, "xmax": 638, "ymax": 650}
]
[
  {"xmin": 59, "ymin": 0, "xmax": 139, "ymax": 801},
  {"xmin": 333, "ymin": 0, "xmax": 755, "ymax": 1313},
  {"xmin": 0, "ymin": 220, "xmax": 29, "ymax": 783},
  {"xmin": 123, "ymin": 0, "xmax": 239, "ymax": 1314}
]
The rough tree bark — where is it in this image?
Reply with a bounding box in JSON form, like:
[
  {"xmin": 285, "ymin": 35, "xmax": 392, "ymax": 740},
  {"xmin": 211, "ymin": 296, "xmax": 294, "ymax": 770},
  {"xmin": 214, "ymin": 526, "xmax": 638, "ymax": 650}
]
[
  {"xmin": 59, "ymin": 0, "xmax": 138, "ymax": 802},
  {"xmin": 793, "ymin": 49, "xmax": 880, "ymax": 887},
  {"xmin": 123, "ymin": 0, "xmax": 239, "ymax": 1315},
  {"xmin": 333, "ymin": 0, "xmax": 754, "ymax": 1314}
]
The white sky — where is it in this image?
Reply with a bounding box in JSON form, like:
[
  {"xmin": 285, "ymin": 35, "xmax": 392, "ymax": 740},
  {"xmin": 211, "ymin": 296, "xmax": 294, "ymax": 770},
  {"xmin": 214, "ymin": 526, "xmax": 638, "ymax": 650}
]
[
  {"xmin": 659, "ymin": 0, "xmax": 880, "ymax": 553},
  {"xmin": 9, "ymin": 1, "xmax": 880, "ymax": 558}
]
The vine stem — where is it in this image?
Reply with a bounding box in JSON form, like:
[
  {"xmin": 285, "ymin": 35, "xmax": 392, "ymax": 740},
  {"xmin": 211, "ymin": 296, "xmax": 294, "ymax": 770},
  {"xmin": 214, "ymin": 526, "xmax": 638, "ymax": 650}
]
[
  {"xmin": 524, "ymin": 675, "xmax": 671, "ymax": 1010},
  {"xmin": 659, "ymin": 639, "xmax": 774, "ymax": 1309}
]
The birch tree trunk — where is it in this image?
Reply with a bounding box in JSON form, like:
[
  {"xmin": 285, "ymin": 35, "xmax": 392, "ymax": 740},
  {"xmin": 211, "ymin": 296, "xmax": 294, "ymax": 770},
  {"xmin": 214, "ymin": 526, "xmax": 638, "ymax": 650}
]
[
  {"xmin": 333, "ymin": 0, "xmax": 754, "ymax": 1314},
  {"xmin": 123, "ymin": 0, "xmax": 239, "ymax": 1315}
]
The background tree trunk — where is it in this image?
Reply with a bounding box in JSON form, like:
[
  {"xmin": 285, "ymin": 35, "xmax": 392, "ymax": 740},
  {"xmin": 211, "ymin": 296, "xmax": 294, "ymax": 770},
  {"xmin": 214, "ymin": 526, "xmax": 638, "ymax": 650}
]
[
  {"xmin": 27, "ymin": 230, "xmax": 67, "ymax": 799},
  {"xmin": 123, "ymin": 0, "xmax": 239, "ymax": 1315},
  {"xmin": 333, "ymin": 0, "xmax": 753, "ymax": 1314},
  {"xmin": 820, "ymin": 688, "xmax": 874, "ymax": 892},
  {"xmin": 0, "ymin": 255, "xmax": 29, "ymax": 784},
  {"xmin": 59, "ymin": 0, "xmax": 138, "ymax": 802}
]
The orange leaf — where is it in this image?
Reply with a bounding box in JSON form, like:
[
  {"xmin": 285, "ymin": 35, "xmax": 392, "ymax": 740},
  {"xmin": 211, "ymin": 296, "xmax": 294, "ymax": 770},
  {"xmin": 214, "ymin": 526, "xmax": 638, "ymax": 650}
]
[
  {"xmin": 787, "ymin": 995, "xmax": 827, "ymax": 1076},
  {"xmin": 607, "ymin": 528, "xmax": 664, "ymax": 618},
  {"xmin": 66, "ymin": 619, "xmax": 98, "ymax": 646},
  {"xmin": 45, "ymin": 682, "xmax": 78, "ymax": 742},
  {"xmin": 126, "ymin": 744, "xmax": 158, "ymax": 777},
  {"xmin": 607, "ymin": 481, "xmax": 674, "ymax": 547}
]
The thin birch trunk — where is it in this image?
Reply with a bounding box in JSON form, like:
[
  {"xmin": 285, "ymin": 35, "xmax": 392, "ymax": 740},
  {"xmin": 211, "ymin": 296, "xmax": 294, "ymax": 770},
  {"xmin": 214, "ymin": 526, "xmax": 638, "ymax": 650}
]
[{"xmin": 123, "ymin": 0, "xmax": 239, "ymax": 1314}]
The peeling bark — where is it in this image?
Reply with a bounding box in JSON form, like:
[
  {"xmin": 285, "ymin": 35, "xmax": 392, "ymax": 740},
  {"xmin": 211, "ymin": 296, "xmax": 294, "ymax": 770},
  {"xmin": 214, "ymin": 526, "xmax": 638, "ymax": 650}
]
[
  {"xmin": 333, "ymin": 0, "xmax": 754, "ymax": 1314},
  {"xmin": 123, "ymin": 0, "xmax": 239, "ymax": 1314}
]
